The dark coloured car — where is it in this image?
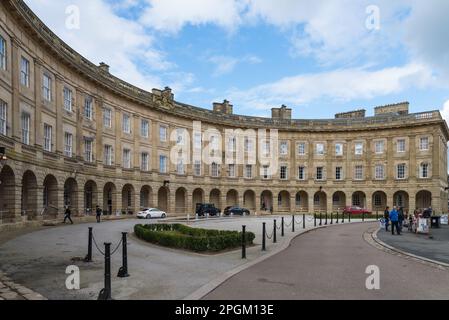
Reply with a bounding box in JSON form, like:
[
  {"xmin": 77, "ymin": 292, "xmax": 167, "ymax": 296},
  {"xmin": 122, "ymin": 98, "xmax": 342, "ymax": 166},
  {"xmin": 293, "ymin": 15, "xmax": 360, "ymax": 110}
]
[
  {"xmin": 196, "ymin": 203, "xmax": 220, "ymax": 216},
  {"xmin": 223, "ymin": 206, "xmax": 250, "ymax": 216}
]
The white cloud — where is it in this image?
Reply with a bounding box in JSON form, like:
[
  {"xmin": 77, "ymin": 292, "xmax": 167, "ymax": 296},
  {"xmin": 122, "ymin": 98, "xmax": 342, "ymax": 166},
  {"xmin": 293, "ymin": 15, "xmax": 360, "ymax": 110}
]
[
  {"xmin": 140, "ymin": 0, "xmax": 244, "ymax": 33},
  {"xmin": 24, "ymin": 0, "xmax": 170, "ymax": 90},
  {"xmin": 227, "ymin": 63, "xmax": 434, "ymax": 111},
  {"xmin": 208, "ymin": 54, "xmax": 262, "ymax": 76},
  {"xmin": 441, "ymin": 100, "xmax": 449, "ymax": 126}
]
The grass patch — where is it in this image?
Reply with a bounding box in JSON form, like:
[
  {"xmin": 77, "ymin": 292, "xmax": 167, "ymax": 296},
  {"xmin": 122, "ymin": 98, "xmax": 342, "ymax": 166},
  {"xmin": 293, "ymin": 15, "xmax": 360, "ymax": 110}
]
[{"xmin": 134, "ymin": 223, "xmax": 255, "ymax": 253}]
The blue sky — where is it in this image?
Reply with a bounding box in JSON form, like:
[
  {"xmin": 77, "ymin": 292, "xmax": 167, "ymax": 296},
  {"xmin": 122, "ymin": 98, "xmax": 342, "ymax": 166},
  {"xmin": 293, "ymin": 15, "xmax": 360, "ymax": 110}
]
[{"xmin": 24, "ymin": 0, "xmax": 449, "ymax": 120}]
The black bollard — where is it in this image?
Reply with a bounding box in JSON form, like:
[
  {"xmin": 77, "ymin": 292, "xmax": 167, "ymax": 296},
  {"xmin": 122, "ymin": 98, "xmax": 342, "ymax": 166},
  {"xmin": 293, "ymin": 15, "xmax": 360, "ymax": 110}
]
[
  {"xmin": 325, "ymin": 213, "xmax": 328, "ymax": 225},
  {"xmin": 336, "ymin": 212, "xmax": 339, "ymax": 224},
  {"xmin": 262, "ymin": 222, "xmax": 266, "ymax": 251},
  {"xmin": 117, "ymin": 232, "xmax": 129, "ymax": 278},
  {"xmin": 376, "ymin": 211, "xmax": 379, "ymax": 221},
  {"xmin": 330, "ymin": 212, "xmax": 333, "ymax": 224},
  {"xmin": 362, "ymin": 212, "xmax": 365, "ymax": 222},
  {"xmin": 292, "ymin": 215, "xmax": 295, "ymax": 233},
  {"xmin": 273, "ymin": 220, "xmax": 277, "ymax": 243},
  {"xmin": 241, "ymin": 225, "xmax": 246, "ymax": 259},
  {"xmin": 281, "ymin": 217, "xmax": 285, "ymax": 237},
  {"xmin": 314, "ymin": 213, "xmax": 317, "ymax": 227},
  {"xmin": 349, "ymin": 212, "xmax": 351, "ymax": 222},
  {"xmin": 98, "ymin": 243, "xmax": 112, "ymax": 300},
  {"xmin": 84, "ymin": 227, "xmax": 93, "ymax": 262},
  {"xmin": 319, "ymin": 212, "xmax": 322, "ymax": 226},
  {"xmin": 342, "ymin": 212, "xmax": 345, "ymax": 223},
  {"xmin": 303, "ymin": 214, "xmax": 306, "ymax": 229}
]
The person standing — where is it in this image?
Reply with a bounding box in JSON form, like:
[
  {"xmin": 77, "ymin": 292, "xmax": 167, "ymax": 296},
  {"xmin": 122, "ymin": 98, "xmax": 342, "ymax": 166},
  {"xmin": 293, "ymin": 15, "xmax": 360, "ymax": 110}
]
[
  {"xmin": 398, "ymin": 207, "xmax": 405, "ymax": 232},
  {"xmin": 63, "ymin": 206, "xmax": 73, "ymax": 224},
  {"xmin": 384, "ymin": 206, "xmax": 390, "ymax": 232},
  {"xmin": 390, "ymin": 206, "xmax": 400, "ymax": 235},
  {"xmin": 96, "ymin": 205, "xmax": 102, "ymax": 223}
]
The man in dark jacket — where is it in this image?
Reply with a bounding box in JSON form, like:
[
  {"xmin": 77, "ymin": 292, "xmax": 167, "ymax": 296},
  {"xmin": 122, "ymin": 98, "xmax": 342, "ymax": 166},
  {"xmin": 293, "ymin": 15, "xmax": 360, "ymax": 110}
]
[
  {"xmin": 63, "ymin": 206, "xmax": 73, "ymax": 224},
  {"xmin": 384, "ymin": 206, "xmax": 390, "ymax": 232},
  {"xmin": 96, "ymin": 205, "xmax": 102, "ymax": 223}
]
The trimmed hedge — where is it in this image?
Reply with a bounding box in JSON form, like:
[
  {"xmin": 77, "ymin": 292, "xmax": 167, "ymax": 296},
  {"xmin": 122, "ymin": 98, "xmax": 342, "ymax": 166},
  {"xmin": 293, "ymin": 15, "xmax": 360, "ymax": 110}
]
[{"xmin": 134, "ymin": 223, "xmax": 255, "ymax": 252}]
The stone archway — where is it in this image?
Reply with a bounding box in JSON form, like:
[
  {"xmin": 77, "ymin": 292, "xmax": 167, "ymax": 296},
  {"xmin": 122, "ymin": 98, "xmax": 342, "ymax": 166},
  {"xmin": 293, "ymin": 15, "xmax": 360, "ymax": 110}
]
[
  {"xmin": 226, "ymin": 189, "xmax": 238, "ymax": 207},
  {"xmin": 84, "ymin": 180, "xmax": 97, "ymax": 215},
  {"xmin": 103, "ymin": 182, "xmax": 117, "ymax": 215},
  {"xmin": 175, "ymin": 187, "xmax": 187, "ymax": 213},
  {"xmin": 393, "ymin": 191, "xmax": 409, "ymax": 212},
  {"xmin": 140, "ymin": 185, "xmax": 152, "ymax": 209},
  {"xmin": 295, "ymin": 191, "xmax": 308, "ymax": 212},
  {"xmin": 416, "ymin": 190, "xmax": 432, "ymax": 211},
  {"xmin": 0, "ymin": 165, "xmax": 16, "ymax": 222},
  {"xmin": 158, "ymin": 187, "xmax": 169, "ymax": 212},
  {"xmin": 313, "ymin": 191, "xmax": 327, "ymax": 213},
  {"xmin": 352, "ymin": 191, "xmax": 367, "ymax": 208},
  {"xmin": 43, "ymin": 174, "xmax": 58, "ymax": 218},
  {"xmin": 64, "ymin": 177, "xmax": 78, "ymax": 215},
  {"xmin": 22, "ymin": 170, "xmax": 38, "ymax": 219},
  {"xmin": 372, "ymin": 191, "xmax": 387, "ymax": 212},
  {"xmin": 122, "ymin": 184, "xmax": 135, "ymax": 214},
  {"xmin": 277, "ymin": 190, "xmax": 290, "ymax": 212},
  {"xmin": 210, "ymin": 189, "xmax": 221, "ymax": 210},
  {"xmin": 243, "ymin": 190, "xmax": 256, "ymax": 212},
  {"xmin": 192, "ymin": 188, "xmax": 204, "ymax": 212},
  {"xmin": 261, "ymin": 190, "xmax": 273, "ymax": 212},
  {"xmin": 332, "ymin": 191, "xmax": 346, "ymax": 212}
]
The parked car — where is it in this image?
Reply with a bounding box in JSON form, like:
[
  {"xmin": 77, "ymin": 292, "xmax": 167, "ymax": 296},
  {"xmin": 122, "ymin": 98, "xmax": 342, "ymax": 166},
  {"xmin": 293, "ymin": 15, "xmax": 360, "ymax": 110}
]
[
  {"xmin": 137, "ymin": 208, "xmax": 167, "ymax": 219},
  {"xmin": 342, "ymin": 206, "xmax": 371, "ymax": 215},
  {"xmin": 196, "ymin": 203, "xmax": 220, "ymax": 216},
  {"xmin": 223, "ymin": 206, "xmax": 250, "ymax": 216}
]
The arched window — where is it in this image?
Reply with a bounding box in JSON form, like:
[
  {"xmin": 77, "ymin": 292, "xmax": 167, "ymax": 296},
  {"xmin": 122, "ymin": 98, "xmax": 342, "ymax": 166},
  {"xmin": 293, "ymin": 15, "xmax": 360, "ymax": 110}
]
[{"xmin": 296, "ymin": 193, "xmax": 301, "ymax": 206}]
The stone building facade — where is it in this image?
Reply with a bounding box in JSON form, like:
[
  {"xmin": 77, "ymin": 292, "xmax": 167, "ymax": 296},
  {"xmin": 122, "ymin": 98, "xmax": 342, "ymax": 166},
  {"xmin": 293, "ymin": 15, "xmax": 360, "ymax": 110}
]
[{"xmin": 0, "ymin": 0, "xmax": 448, "ymax": 224}]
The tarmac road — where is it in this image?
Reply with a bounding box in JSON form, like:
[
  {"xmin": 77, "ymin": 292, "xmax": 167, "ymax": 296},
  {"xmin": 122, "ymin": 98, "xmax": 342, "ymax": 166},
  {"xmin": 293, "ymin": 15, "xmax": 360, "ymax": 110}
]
[{"xmin": 204, "ymin": 222, "xmax": 449, "ymax": 300}]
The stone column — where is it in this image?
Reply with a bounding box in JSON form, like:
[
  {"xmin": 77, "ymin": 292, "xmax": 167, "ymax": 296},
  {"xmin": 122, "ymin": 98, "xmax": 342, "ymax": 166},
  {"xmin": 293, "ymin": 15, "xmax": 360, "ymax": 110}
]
[
  {"xmin": 55, "ymin": 76, "xmax": 64, "ymax": 155},
  {"xmin": 326, "ymin": 195, "xmax": 333, "ymax": 214},
  {"xmin": 95, "ymin": 97, "xmax": 104, "ymax": 165},
  {"xmin": 308, "ymin": 193, "xmax": 314, "ymax": 214},
  {"xmin": 11, "ymin": 38, "xmax": 21, "ymax": 142},
  {"xmin": 290, "ymin": 194, "xmax": 296, "ymax": 213},
  {"xmin": 33, "ymin": 58, "xmax": 43, "ymax": 149}
]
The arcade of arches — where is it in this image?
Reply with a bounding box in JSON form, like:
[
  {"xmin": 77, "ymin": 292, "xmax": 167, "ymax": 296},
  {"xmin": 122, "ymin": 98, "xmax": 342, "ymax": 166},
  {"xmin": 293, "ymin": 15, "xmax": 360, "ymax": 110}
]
[{"xmin": 0, "ymin": 165, "xmax": 442, "ymax": 223}]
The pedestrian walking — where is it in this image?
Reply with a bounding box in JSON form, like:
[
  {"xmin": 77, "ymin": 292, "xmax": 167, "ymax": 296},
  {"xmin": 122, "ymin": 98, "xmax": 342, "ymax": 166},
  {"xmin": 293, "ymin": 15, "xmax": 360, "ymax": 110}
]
[
  {"xmin": 63, "ymin": 206, "xmax": 73, "ymax": 224},
  {"xmin": 96, "ymin": 205, "xmax": 102, "ymax": 223},
  {"xmin": 384, "ymin": 206, "xmax": 390, "ymax": 232},
  {"xmin": 390, "ymin": 206, "xmax": 400, "ymax": 235}
]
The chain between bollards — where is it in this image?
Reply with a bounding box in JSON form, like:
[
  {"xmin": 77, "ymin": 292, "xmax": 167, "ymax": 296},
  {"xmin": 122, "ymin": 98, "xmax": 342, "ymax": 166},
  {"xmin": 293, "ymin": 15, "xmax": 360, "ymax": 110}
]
[
  {"xmin": 84, "ymin": 227, "xmax": 93, "ymax": 262},
  {"xmin": 117, "ymin": 232, "xmax": 129, "ymax": 278},
  {"xmin": 98, "ymin": 243, "xmax": 112, "ymax": 300}
]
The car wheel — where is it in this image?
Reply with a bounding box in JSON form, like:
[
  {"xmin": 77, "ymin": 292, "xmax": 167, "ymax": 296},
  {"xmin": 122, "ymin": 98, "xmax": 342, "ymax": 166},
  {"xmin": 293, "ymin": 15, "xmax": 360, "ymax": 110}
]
[
  {"xmin": 161, "ymin": 213, "xmax": 166, "ymax": 218},
  {"xmin": 146, "ymin": 214, "xmax": 151, "ymax": 219}
]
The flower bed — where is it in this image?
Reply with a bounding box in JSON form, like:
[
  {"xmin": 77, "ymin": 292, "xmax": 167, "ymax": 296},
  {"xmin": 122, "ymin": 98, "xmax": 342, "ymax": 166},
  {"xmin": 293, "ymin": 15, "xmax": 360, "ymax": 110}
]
[{"xmin": 134, "ymin": 223, "xmax": 255, "ymax": 252}]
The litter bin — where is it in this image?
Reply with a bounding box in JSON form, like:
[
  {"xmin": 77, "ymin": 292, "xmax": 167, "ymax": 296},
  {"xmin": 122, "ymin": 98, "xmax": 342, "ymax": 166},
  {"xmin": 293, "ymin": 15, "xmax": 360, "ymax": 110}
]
[{"xmin": 430, "ymin": 216, "xmax": 441, "ymax": 229}]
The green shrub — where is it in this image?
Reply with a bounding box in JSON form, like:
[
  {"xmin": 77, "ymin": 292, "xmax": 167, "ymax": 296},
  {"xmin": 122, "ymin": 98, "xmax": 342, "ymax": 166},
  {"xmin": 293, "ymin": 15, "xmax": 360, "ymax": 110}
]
[{"xmin": 134, "ymin": 224, "xmax": 255, "ymax": 252}]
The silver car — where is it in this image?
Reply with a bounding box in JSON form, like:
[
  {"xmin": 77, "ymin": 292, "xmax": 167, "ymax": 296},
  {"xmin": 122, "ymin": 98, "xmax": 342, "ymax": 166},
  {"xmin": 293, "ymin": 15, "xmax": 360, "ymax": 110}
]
[{"xmin": 137, "ymin": 208, "xmax": 167, "ymax": 219}]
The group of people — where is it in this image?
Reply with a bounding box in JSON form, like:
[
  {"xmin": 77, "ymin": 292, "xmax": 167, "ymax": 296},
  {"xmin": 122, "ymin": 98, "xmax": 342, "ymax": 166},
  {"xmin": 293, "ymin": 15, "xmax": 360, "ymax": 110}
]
[
  {"xmin": 62, "ymin": 205, "xmax": 103, "ymax": 224},
  {"xmin": 383, "ymin": 206, "xmax": 405, "ymax": 235}
]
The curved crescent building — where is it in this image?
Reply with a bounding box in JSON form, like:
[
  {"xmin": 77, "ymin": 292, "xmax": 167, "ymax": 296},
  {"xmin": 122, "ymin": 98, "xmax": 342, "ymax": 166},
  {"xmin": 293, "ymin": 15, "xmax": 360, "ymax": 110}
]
[{"xmin": 0, "ymin": 0, "xmax": 448, "ymax": 224}]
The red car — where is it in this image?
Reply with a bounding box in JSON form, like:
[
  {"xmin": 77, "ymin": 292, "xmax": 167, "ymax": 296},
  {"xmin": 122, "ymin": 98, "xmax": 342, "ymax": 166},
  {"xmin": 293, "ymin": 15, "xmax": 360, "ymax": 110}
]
[{"xmin": 343, "ymin": 206, "xmax": 371, "ymax": 215}]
